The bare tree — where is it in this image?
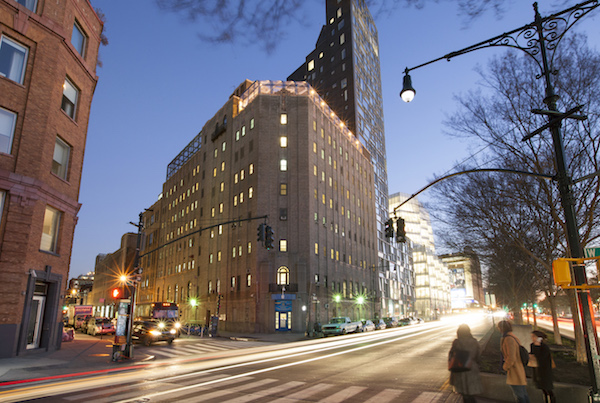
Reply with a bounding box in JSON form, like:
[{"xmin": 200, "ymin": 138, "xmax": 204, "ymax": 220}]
[
  {"xmin": 431, "ymin": 33, "xmax": 600, "ymax": 359},
  {"xmin": 154, "ymin": 0, "xmax": 576, "ymax": 52}
]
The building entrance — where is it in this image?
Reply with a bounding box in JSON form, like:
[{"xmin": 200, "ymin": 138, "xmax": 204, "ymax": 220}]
[{"xmin": 27, "ymin": 295, "xmax": 45, "ymax": 349}]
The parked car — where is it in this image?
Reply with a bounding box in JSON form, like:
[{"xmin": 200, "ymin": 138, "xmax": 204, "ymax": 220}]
[
  {"xmin": 382, "ymin": 317, "xmax": 398, "ymax": 328},
  {"xmin": 398, "ymin": 317, "xmax": 415, "ymax": 326},
  {"xmin": 373, "ymin": 319, "xmax": 387, "ymax": 330},
  {"xmin": 86, "ymin": 317, "xmax": 115, "ymax": 336},
  {"xmin": 321, "ymin": 317, "xmax": 362, "ymax": 336},
  {"xmin": 359, "ymin": 320, "xmax": 376, "ymax": 332},
  {"xmin": 74, "ymin": 315, "xmax": 91, "ymax": 331},
  {"xmin": 132, "ymin": 320, "xmax": 177, "ymax": 346}
]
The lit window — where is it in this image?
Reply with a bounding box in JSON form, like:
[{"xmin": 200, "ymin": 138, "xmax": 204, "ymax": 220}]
[
  {"xmin": 249, "ymin": 187, "xmax": 253, "ymax": 198},
  {"xmin": 16, "ymin": 0, "xmax": 37, "ymax": 11},
  {"xmin": 236, "ymin": 130, "xmax": 240, "ymax": 141},
  {"xmin": 280, "ymin": 159, "xmax": 287, "ymax": 171},
  {"xmin": 234, "ymin": 173, "xmax": 239, "ymax": 183},
  {"xmin": 248, "ymin": 241, "xmax": 252, "ymax": 254},
  {"xmin": 314, "ymin": 243, "xmax": 319, "ymax": 255},
  {"xmin": 221, "ymin": 161, "xmax": 225, "ymax": 171},
  {"xmin": 340, "ymin": 33, "xmax": 345, "ymax": 45},
  {"xmin": 280, "ymin": 136, "xmax": 287, "ymax": 148},
  {"xmin": 337, "ymin": 8, "xmax": 342, "ymax": 17},
  {"xmin": 40, "ymin": 205, "xmax": 61, "ymax": 253},
  {"xmin": 61, "ymin": 78, "xmax": 78, "ymax": 119},
  {"xmin": 329, "ymin": 17, "xmax": 334, "ymax": 24},
  {"xmin": 240, "ymin": 169, "xmax": 245, "ymax": 180},
  {"xmin": 280, "ymin": 183, "xmax": 287, "ymax": 195},
  {"xmin": 247, "ymin": 274, "xmax": 252, "ymax": 287},
  {"xmin": 242, "ymin": 126, "xmax": 246, "ymax": 136},
  {"xmin": 51, "ymin": 137, "xmax": 70, "ymax": 180},
  {"xmin": 0, "ymin": 36, "xmax": 28, "ymax": 84},
  {"xmin": 280, "ymin": 114, "xmax": 287, "ymax": 125},
  {"xmin": 220, "ymin": 182, "xmax": 224, "ymax": 192},
  {"xmin": 222, "ymin": 141, "xmax": 226, "ymax": 151},
  {"xmin": 219, "ymin": 203, "xmax": 223, "ymax": 213},
  {"xmin": 277, "ymin": 267, "xmax": 290, "ymax": 285},
  {"xmin": 280, "ymin": 240, "xmax": 287, "ymax": 252},
  {"xmin": 341, "ymin": 78, "xmax": 347, "ymax": 89},
  {"xmin": 249, "ymin": 163, "xmax": 254, "ymax": 174},
  {"xmin": 319, "ymin": 52, "xmax": 324, "ymax": 58},
  {"xmin": 71, "ymin": 21, "xmax": 86, "ymax": 57},
  {"xmin": 217, "ymin": 251, "xmax": 222, "ymax": 261},
  {"xmin": 239, "ymin": 192, "xmax": 244, "ymax": 203},
  {"xmin": 0, "ymin": 107, "xmax": 16, "ymax": 154},
  {"xmin": 233, "ymin": 195, "xmax": 238, "ymax": 206},
  {"xmin": 308, "ymin": 60, "xmax": 315, "ymax": 71},
  {"xmin": 250, "ymin": 118, "xmax": 255, "ymax": 129},
  {"xmin": 213, "ymin": 168, "xmax": 217, "ymax": 177}
]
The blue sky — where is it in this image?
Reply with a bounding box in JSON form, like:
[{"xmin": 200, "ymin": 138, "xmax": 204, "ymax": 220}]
[{"xmin": 70, "ymin": 1, "xmax": 600, "ymax": 277}]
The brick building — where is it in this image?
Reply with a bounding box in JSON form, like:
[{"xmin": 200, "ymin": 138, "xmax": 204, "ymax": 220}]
[
  {"xmin": 137, "ymin": 80, "xmax": 379, "ymax": 333},
  {"xmin": 0, "ymin": 0, "xmax": 102, "ymax": 357}
]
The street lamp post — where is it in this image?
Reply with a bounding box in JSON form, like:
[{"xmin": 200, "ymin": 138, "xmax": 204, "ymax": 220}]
[{"xmin": 400, "ymin": 1, "xmax": 600, "ymax": 399}]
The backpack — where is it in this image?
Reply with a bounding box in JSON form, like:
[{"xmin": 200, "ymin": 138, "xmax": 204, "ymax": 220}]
[{"xmin": 506, "ymin": 335, "xmax": 529, "ymax": 367}]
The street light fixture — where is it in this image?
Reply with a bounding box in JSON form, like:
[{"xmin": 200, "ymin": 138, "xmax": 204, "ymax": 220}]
[{"xmin": 400, "ymin": 1, "xmax": 600, "ymax": 399}]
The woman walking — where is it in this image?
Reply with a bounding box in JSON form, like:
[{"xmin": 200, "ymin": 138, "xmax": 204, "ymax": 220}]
[
  {"xmin": 449, "ymin": 324, "xmax": 483, "ymax": 402},
  {"xmin": 530, "ymin": 330, "xmax": 556, "ymax": 403},
  {"xmin": 498, "ymin": 320, "xmax": 530, "ymax": 403}
]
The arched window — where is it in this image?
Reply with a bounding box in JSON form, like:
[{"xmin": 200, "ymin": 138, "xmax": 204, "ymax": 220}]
[{"xmin": 277, "ymin": 266, "xmax": 290, "ymax": 285}]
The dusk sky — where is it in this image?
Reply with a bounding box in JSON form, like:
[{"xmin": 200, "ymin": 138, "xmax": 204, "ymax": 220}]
[{"xmin": 70, "ymin": 1, "xmax": 600, "ymax": 277}]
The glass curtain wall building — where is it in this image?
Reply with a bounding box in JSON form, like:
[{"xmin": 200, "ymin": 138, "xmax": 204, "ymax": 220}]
[{"xmin": 288, "ymin": 0, "xmax": 411, "ymax": 317}]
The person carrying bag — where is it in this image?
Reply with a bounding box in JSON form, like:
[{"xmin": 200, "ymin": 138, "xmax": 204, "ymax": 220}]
[{"xmin": 448, "ymin": 324, "xmax": 483, "ymax": 403}]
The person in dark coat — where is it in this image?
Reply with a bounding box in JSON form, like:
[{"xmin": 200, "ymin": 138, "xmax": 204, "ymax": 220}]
[
  {"xmin": 530, "ymin": 330, "xmax": 555, "ymax": 403},
  {"xmin": 449, "ymin": 324, "xmax": 483, "ymax": 402}
]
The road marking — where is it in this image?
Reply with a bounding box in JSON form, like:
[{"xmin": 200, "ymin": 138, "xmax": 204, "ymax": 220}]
[
  {"xmin": 176, "ymin": 378, "xmax": 278, "ymax": 403},
  {"xmin": 363, "ymin": 388, "xmax": 404, "ymax": 403},
  {"xmin": 269, "ymin": 383, "xmax": 334, "ymax": 403},
  {"xmin": 319, "ymin": 385, "xmax": 367, "ymax": 402},
  {"xmin": 217, "ymin": 381, "xmax": 305, "ymax": 403}
]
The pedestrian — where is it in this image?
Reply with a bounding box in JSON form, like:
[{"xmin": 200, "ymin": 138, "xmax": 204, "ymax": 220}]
[
  {"xmin": 498, "ymin": 320, "xmax": 530, "ymax": 403},
  {"xmin": 529, "ymin": 330, "xmax": 555, "ymax": 403},
  {"xmin": 449, "ymin": 324, "xmax": 483, "ymax": 402}
]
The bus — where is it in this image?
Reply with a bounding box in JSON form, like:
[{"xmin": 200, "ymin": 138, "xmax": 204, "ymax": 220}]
[{"xmin": 135, "ymin": 302, "xmax": 179, "ymax": 321}]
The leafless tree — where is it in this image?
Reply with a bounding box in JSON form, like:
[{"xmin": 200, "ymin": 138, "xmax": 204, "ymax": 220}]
[
  {"xmin": 431, "ymin": 33, "xmax": 600, "ymax": 358},
  {"xmin": 153, "ymin": 0, "xmax": 576, "ymax": 52}
]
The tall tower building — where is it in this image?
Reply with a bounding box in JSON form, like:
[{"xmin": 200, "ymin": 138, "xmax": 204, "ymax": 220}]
[
  {"xmin": 0, "ymin": 0, "xmax": 103, "ymax": 357},
  {"xmin": 138, "ymin": 80, "xmax": 378, "ymax": 333},
  {"xmin": 389, "ymin": 193, "xmax": 450, "ymax": 319},
  {"xmin": 289, "ymin": 0, "xmax": 409, "ymax": 316}
]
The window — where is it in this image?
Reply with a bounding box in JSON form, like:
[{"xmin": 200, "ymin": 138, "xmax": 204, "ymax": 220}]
[
  {"xmin": 16, "ymin": 0, "xmax": 37, "ymax": 11},
  {"xmin": 247, "ymin": 274, "xmax": 252, "ymax": 287},
  {"xmin": 71, "ymin": 22, "xmax": 86, "ymax": 57},
  {"xmin": 280, "ymin": 208, "xmax": 287, "ymax": 220},
  {"xmin": 280, "ymin": 183, "xmax": 287, "ymax": 195},
  {"xmin": 0, "ymin": 190, "xmax": 5, "ymax": 227},
  {"xmin": 51, "ymin": 137, "xmax": 70, "ymax": 180},
  {"xmin": 307, "ymin": 60, "xmax": 315, "ymax": 71},
  {"xmin": 280, "ymin": 240, "xmax": 287, "ymax": 252},
  {"xmin": 280, "ymin": 159, "xmax": 287, "ymax": 172},
  {"xmin": 280, "ymin": 114, "xmax": 287, "ymax": 125},
  {"xmin": 280, "ymin": 136, "xmax": 287, "ymax": 148},
  {"xmin": 277, "ymin": 267, "xmax": 290, "ymax": 285},
  {"xmin": 341, "ymin": 49, "xmax": 346, "ymax": 60},
  {"xmin": 0, "ymin": 107, "xmax": 16, "ymax": 154},
  {"xmin": 61, "ymin": 78, "xmax": 78, "ymax": 119},
  {"xmin": 341, "ymin": 78, "xmax": 347, "ymax": 89},
  {"xmin": 40, "ymin": 205, "xmax": 61, "ymax": 253},
  {"xmin": 0, "ymin": 36, "xmax": 27, "ymax": 84},
  {"xmin": 340, "ymin": 33, "xmax": 345, "ymax": 44}
]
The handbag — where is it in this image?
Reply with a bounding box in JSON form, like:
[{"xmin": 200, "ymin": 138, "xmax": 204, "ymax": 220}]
[
  {"xmin": 448, "ymin": 348, "xmax": 472, "ymax": 372},
  {"xmin": 527, "ymin": 353, "xmax": 538, "ymax": 367}
]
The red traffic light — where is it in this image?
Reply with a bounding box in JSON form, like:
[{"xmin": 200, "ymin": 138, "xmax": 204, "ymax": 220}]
[{"xmin": 111, "ymin": 287, "xmax": 122, "ymax": 299}]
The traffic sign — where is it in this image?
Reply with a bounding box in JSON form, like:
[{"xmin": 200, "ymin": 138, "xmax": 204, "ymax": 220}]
[{"xmin": 584, "ymin": 248, "xmax": 600, "ymax": 258}]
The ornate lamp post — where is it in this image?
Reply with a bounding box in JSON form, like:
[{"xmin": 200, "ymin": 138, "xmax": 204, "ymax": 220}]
[{"xmin": 400, "ymin": 1, "xmax": 600, "ymax": 399}]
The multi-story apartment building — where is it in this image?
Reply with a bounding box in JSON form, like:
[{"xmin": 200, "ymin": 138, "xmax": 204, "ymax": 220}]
[
  {"xmin": 0, "ymin": 0, "xmax": 102, "ymax": 357},
  {"xmin": 440, "ymin": 249, "xmax": 484, "ymax": 310},
  {"xmin": 86, "ymin": 233, "xmax": 138, "ymax": 318},
  {"xmin": 389, "ymin": 193, "xmax": 450, "ymax": 320},
  {"xmin": 288, "ymin": 0, "xmax": 412, "ymax": 317},
  {"xmin": 137, "ymin": 80, "xmax": 378, "ymax": 333}
]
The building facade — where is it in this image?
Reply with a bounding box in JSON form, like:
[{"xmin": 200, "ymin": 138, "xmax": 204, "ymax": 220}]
[
  {"xmin": 288, "ymin": 0, "xmax": 412, "ymax": 318},
  {"xmin": 86, "ymin": 233, "xmax": 138, "ymax": 318},
  {"xmin": 137, "ymin": 80, "xmax": 378, "ymax": 333},
  {"xmin": 440, "ymin": 249, "xmax": 484, "ymax": 310},
  {"xmin": 0, "ymin": 0, "xmax": 102, "ymax": 357},
  {"xmin": 389, "ymin": 193, "xmax": 450, "ymax": 320}
]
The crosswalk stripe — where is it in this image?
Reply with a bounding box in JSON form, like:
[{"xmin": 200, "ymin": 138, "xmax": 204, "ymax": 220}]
[
  {"xmin": 218, "ymin": 381, "xmax": 306, "ymax": 403},
  {"xmin": 269, "ymin": 383, "xmax": 334, "ymax": 403},
  {"xmin": 319, "ymin": 385, "xmax": 367, "ymax": 402},
  {"xmin": 176, "ymin": 378, "xmax": 278, "ymax": 403},
  {"xmin": 413, "ymin": 391, "xmax": 443, "ymax": 402},
  {"xmin": 363, "ymin": 389, "xmax": 405, "ymax": 403}
]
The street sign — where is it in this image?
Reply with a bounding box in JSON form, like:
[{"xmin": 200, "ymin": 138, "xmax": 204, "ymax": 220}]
[{"xmin": 584, "ymin": 248, "xmax": 600, "ymax": 258}]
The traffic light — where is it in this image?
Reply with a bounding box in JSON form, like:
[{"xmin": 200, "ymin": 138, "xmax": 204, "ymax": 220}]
[
  {"xmin": 384, "ymin": 219, "xmax": 394, "ymax": 238},
  {"xmin": 396, "ymin": 218, "xmax": 406, "ymax": 243},
  {"xmin": 265, "ymin": 225, "xmax": 274, "ymax": 250},
  {"xmin": 111, "ymin": 287, "xmax": 123, "ymax": 299},
  {"xmin": 257, "ymin": 223, "xmax": 265, "ymax": 243}
]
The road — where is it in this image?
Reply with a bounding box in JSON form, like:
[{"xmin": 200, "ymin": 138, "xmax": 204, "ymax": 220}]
[{"xmin": 0, "ymin": 314, "xmax": 492, "ymax": 403}]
